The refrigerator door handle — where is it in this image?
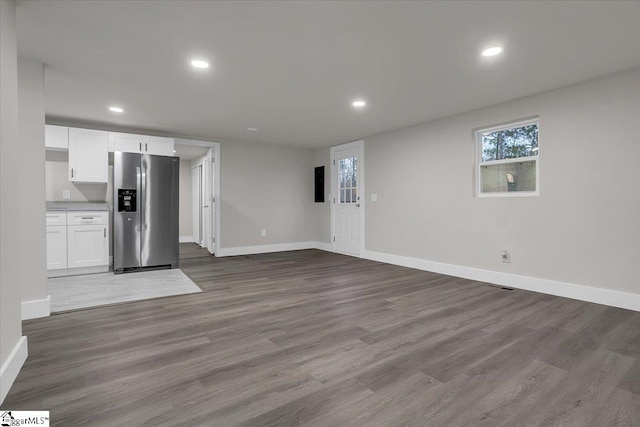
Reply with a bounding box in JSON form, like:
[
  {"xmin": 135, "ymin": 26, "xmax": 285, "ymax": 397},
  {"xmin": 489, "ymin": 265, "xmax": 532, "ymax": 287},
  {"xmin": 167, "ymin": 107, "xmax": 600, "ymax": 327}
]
[
  {"xmin": 141, "ymin": 165, "xmax": 147, "ymax": 230},
  {"xmin": 137, "ymin": 165, "xmax": 143, "ymax": 232}
]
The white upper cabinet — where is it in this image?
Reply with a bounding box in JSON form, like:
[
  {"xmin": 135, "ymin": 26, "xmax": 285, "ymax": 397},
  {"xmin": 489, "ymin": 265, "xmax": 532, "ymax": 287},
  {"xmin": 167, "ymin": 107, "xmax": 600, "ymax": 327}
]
[
  {"xmin": 143, "ymin": 135, "xmax": 174, "ymax": 156},
  {"xmin": 110, "ymin": 132, "xmax": 143, "ymax": 153},
  {"xmin": 45, "ymin": 125, "xmax": 69, "ymax": 150},
  {"xmin": 109, "ymin": 132, "xmax": 174, "ymax": 156},
  {"xmin": 68, "ymin": 128, "xmax": 109, "ymax": 183}
]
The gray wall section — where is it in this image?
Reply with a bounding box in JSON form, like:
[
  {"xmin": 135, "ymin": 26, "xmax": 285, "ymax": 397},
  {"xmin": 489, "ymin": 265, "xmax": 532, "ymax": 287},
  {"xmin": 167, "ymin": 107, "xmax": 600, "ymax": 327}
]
[
  {"xmin": 179, "ymin": 159, "xmax": 193, "ymax": 238},
  {"xmin": 361, "ymin": 67, "xmax": 640, "ymax": 295},
  {"xmin": 18, "ymin": 57, "xmax": 47, "ymax": 304},
  {"xmin": 1, "ymin": 0, "xmax": 24, "ymax": 374},
  {"xmin": 219, "ymin": 140, "xmax": 314, "ymax": 248}
]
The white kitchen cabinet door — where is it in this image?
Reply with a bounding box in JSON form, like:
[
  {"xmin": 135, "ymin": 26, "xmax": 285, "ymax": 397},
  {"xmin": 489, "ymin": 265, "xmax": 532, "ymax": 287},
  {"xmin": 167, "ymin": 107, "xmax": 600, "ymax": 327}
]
[
  {"xmin": 67, "ymin": 225, "xmax": 109, "ymax": 268},
  {"xmin": 143, "ymin": 136, "xmax": 174, "ymax": 156},
  {"xmin": 45, "ymin": 125, "xmax": 69, "ymax": 150},
  {"xmin": 110, "ymin": 132, "xmax": 143, "ymax": 153},
  {"xmin": 68, "ymin": 128, "xmax": 109, "ymax": 183},
  {"xmin": 46, "ymin": 226, "xmax": 68, "ymax": 270}
]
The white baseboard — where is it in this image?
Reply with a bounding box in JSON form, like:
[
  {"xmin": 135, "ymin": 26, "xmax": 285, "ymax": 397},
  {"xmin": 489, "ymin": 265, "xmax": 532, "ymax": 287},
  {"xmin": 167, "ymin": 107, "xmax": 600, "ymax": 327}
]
[
  {"xmin": 362, "ymin": 250, "xmax": 640, "ymax": 312},
  {"xmin": 21, "ymin": 295, "xmax": 51, "ymax": 320},
  {"xmin": 217, "ymin": 241, "xmax": 317, "ymax": 257},
  {"xmin": 179, "ymin": 236, "xmax": 194, "ymax": 243},
  {"xmin": 314, "ymin": 241, "xmax": 333, "ymax": 252},
  {"xmin": 0, "ymin": 336, "xmax": 28, "ymax": 405}
]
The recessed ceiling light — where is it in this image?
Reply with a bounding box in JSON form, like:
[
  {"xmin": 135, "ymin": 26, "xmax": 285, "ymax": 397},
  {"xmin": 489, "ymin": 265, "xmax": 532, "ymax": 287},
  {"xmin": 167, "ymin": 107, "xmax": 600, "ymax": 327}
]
[
  {"xmin": 352, "ymin": 100, "xmax": 367, "ymax": 108},
  {"xmin": 108, "ymin": 106, "xmax": 124, "ymax": 113},
  {"xmin": 191, "ymin": 59, "xmax": 209, "ymax": 69},
  {"xmin": 482, "ymin": 46, "xmax": 503, "ymax": 57},
  {"xmin": 247, "ymin": 127, "xmax": 258, "ymax": 132}
]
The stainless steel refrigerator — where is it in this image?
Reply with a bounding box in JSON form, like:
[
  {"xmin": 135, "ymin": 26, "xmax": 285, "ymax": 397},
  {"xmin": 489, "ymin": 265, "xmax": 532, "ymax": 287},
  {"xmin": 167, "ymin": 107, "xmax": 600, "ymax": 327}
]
[{"xmin": 113, "ymin": 152, "xmax": 179, "ymax": 273}]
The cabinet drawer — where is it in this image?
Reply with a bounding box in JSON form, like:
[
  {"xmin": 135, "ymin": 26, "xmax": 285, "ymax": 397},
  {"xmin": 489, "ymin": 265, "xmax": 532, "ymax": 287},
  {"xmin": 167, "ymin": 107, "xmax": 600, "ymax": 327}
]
[
  {"xmin": 46, "ymin": 211, "xmax": 67, "ymax": 226},
  {"xmin": 67, "ymin": 211, "xmax": 109, "ymax": 226}
]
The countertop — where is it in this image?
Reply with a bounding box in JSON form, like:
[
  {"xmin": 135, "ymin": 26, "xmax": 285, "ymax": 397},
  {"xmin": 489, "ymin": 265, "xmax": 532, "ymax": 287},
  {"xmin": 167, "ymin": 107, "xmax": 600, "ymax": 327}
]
[{"xmin": 46, "ymin": 201, "xmax": 109, "ymax": 211}]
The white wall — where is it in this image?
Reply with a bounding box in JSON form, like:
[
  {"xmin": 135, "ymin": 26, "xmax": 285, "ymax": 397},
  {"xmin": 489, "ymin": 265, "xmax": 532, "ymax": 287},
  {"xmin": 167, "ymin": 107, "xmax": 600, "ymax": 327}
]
[
  {"xmin": 1, "ymin": 0, "xmax": 27, "ymax": 404},
  {"xmin": 360, "ymin": 68, "xmax": 640, "ymax": 296},
  {"xmin": 18, "ymin": 57, "xmax": 47, "ymax": 307},
  {"xmin": 220, "ymin": 140, "xmax": 314, "ymax": 248},
  {"xmin": 179, "ymin": 159, "xmax": 193, "ymax": 239}
]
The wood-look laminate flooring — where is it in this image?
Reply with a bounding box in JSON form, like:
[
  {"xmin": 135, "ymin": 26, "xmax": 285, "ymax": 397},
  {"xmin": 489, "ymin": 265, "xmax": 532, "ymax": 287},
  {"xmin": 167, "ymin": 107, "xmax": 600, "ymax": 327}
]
[{"xmin": 3, "ymin": 244, "xmax": 640, "ymax": 426}]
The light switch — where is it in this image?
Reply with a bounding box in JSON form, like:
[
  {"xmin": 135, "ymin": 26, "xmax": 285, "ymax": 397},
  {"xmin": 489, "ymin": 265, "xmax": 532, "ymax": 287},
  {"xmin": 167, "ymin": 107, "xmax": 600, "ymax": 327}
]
[
  {"xmin": 63, "ymin": 190, "xmax": 71, "ymax": 199},
  {"xmin": 371, "ymin": 193, "xmax": 378, "ymax": 202}
]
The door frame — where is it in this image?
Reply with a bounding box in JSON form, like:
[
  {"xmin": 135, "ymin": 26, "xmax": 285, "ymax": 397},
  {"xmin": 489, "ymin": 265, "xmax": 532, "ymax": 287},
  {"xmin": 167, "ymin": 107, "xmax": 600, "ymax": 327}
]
[
  {"xmin": 191, "ymin": 163, "xmax": 202, "ymax": 246},
  {"xmin": 330, "ymin": 139, "xmax": 365, "ymax": 257},
  {"xmin": 175, "ymin": 138, "xmax": 221, "ymax": 256}
]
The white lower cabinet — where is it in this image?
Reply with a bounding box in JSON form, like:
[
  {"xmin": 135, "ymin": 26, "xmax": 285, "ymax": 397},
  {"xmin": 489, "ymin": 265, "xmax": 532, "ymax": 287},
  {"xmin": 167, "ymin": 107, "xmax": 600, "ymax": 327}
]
[
  {"xmin": 46, "ymin": 210, "xmax": 109, "ymax": 276},
  {"xmin": 67, "ymin": 225, "xmax": 109, "ymax": 268},
  {"xmin": 46, "ymin": 226, "xmax": 68, "ymax": 271}
]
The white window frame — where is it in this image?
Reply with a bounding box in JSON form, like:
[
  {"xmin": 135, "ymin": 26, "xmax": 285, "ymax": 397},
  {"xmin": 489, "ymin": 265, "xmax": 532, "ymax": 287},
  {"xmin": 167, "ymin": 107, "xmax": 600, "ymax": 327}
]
[{"xmin": 475, "ymin": 117, "xmax": 540, "ymax": 198}]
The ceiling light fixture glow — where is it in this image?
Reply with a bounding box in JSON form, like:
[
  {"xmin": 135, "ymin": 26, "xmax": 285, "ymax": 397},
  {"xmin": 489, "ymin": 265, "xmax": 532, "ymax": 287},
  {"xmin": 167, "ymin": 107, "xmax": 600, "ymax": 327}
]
[
  {"xmin": 108, "ymin": 106, "xmax": 124, "ymax": 113},
  {"xmin": 247, "ymin": 127, "xmax": 258, "ymax": 132},
  {"xmin": 191, "ymin": 59, "xmax": 209, "ymax": 69},
  {"xmin": 352, "ymin": 100, "xmax": 367, "ymax": 108},
  {"xmin": 482, "ymin": 46, "xmax": 503, "ymax": 57}
]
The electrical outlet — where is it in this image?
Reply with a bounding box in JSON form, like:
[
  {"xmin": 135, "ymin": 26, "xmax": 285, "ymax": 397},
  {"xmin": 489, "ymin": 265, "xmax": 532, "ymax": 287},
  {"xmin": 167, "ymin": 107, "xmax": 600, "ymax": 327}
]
[
  {"xmin": 501, "ymin": 250, "xmax": 510, "ymax": 263},
  {"xmin": 261, "ymin": 229, "xmax": 267, "ymax": 237},
  {"xmin": 371, "ymin": 193, "xmax": 378, "ymax": 202},
  {"xmin": 62, "ymin": 190, "xmax": 71, "ymax": 199}
]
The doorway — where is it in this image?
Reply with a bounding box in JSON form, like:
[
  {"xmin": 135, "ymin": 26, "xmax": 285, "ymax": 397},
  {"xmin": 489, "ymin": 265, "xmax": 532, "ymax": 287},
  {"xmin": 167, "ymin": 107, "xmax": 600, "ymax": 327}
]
[
  {"xmin": 173, "ymin": 140, "xmax": 220, "ymax": 256},
  {"xmin": 330, "ymin": 140, "xmax": 364, "ymax": 256}
]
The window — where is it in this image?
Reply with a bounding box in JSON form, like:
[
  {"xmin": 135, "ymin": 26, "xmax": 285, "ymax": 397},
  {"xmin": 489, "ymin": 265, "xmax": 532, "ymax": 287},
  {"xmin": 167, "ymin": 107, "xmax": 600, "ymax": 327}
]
[
  {"xmin": 338, "ymin": 156, "xmax": 357, "ymax": 203},
  {"xmin": 476, "ymin": 119, "xmax": 539, "ymax": 197}
]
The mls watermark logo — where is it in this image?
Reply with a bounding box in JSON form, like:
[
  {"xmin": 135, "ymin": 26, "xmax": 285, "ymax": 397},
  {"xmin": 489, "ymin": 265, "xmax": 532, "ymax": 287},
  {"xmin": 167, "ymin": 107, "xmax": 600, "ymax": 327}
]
[{"xmin": 1, "ymin": 411, "xmax": 49, "ymax": 426}]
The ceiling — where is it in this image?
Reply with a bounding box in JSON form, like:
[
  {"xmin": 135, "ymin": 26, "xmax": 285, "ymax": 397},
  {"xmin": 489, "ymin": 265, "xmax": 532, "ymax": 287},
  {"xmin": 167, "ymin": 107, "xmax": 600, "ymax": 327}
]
[{"xmin": 16, "ymin": 0, "xmax": 640, "ymax": 148}]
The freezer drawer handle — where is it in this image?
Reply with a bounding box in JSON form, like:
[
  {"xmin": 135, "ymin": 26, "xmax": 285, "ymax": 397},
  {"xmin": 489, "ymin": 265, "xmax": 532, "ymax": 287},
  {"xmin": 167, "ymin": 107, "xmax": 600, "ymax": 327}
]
[{"xmin": 81, "ymin": 216, "xmax": 95, "ymax": 219}]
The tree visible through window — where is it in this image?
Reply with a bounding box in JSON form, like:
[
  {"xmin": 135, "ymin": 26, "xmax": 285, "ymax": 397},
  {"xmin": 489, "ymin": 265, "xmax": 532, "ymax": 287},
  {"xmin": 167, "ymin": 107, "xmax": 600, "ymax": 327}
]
[
  {"xmin": 339, "ymin": 156, "xmax": 357, "ymax": 203},
  {"xmin": 481, "ymin": 124, "xmax": 538, "ymax": 161},
  {"xmin": 477, "ymin": 120, "xmax": 539, "ymax": 196}
]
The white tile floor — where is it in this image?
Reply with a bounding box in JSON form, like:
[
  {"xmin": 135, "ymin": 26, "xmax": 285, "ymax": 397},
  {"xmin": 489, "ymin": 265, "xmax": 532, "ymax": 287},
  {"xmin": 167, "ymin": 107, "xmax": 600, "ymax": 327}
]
[{"xmin": 48, "ymin": 269, "xmax": 202, "ymax": 312}]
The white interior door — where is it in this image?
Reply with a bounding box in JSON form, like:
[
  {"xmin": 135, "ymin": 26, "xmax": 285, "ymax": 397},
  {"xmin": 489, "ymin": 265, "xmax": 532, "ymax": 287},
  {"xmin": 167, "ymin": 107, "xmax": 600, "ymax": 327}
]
[
  {"xmin": 191, "ymin": 165, "xmax": 202, "ymax": 245},
  {"xmin": 200, "ymin": 156, "xmax": 208, "ymax": 248},
  {"xmin": 333, "ymin": 143, "xmax": 362, "ymax": 255}
]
